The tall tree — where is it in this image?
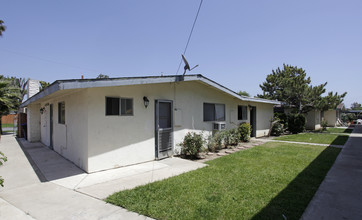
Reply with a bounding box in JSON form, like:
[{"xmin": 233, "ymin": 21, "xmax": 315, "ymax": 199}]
[
  {"xmin": 258, "ymin": 64, "xmax": 346, "ymax": 113},
  {"xmin": 0, "ymin": 76, "xmax": 21, "ymax": 134},
  {"xmin": 351, "ymin": 102, "xmax": 362, "ymax": 110},
  {"xmin": 238, "ymin": 90, "xmax": 250, "ymax": 97},
  {"xmin": 12, "ymin": 77, "xmax": 28, "ymax": 102},
  {"xmin": 0, "ymin": 20, "xmax": 5, "ymax": 37},
  {"xmin": 39, "ymin": 81, "xmax": 50, "ymax": 91},
  {"xmin": 96, "ymin": 74, "xmax": 109, "ymax": 79}
]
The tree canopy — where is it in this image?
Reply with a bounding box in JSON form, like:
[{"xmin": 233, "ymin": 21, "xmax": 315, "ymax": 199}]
[
  {"xmin": 238, "ymin": 90, "xmax": 250, "ymax": 97},
  {"xmin": 39, "ymin": 81, "xmax": 50, "ymax": 91},
  {"xmin": 351, "ymin": 102, "xmax": 362, "ymax": 110},
  {"xmin": 96, "ymin": 74, "xmax": 109, "ymax": 79},
  {"xmin": 0, "ymin": 20, "xmax": 5, "ymax": 37},
  {"xmin": 258, "ymin": 64, "xmax": 346, "ymax": 113},
  {"xmin": 0, "ymin": 76, "xmax": 21, "ymax": 117}
]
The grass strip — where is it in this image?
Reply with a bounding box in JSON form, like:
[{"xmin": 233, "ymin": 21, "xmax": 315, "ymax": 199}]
[{"xmin": 107, "ymin": 142, "xmax": 340, "ymax": 220}]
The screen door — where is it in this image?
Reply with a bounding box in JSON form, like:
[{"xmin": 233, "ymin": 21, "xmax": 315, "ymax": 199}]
[{"xmin": 155, "ymin": 100, "xmax": 173, "ymax": 159}]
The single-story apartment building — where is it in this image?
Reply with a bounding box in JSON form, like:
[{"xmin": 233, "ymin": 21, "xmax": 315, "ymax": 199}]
[
  {"xmin": 323, "ymin": 103, "xmax": 345, "ymax": 127},
  {"xmin": 21, "ymin": 74, "xmax": 280, "ymax": 173},
  {"xmin": 305, "ymin": 109, "xmax": 322, "ymax": 130}
]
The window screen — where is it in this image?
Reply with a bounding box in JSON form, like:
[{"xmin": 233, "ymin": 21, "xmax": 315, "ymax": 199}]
[
  {"xmin": 215, "ymin": 104, "xmax": 225, "ymax": 121},
  {"xmin": 203, "ymin": 103, "xmax": 225, "ymax": 121},
  {"xmin": 238, "ymin": 105, "xmax": 247, "ymax": 120},
  {"xmin": 58, "ymin": 102, "xmax": 65, "ymax": 124},
  {"xmin": 159, "ymin": 102, "xmax": 171, "ymax": 128},
  {"xmin": 106, "ymin": 97, "xmax": 120, "ymax": 115},
  {"xmin": 121, "ymin": 98, "xmax": 133, "ymax": 116},
  {"xmin": 204, "ymin": 103, "xmax": 215, "ymax": 121}
]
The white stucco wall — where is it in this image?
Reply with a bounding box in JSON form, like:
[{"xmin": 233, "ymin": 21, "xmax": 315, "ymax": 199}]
[
  {"xmin": 27, "ymin": 104, "xmax": 41, "ymax": 142},
  {"xmin": 40, "ymin": 105, "xmax": 50, "ymax": 146},
  {"xmin": 324, "ymin": 110, "xmax": 337, "ymax": 127},
  {"xmin": 305, "ymin": 110, "xmax": 321, "ymax": 130},
  {"xmin": 37, "ymin": 90, "xmax": 89, "ymax": 171},
  {"xmin": 31, "ymin": 80, "xmax": 275, "ymax": 173},
  {"xmin": 85, "ymin": 81, "xmax": 275, "ymax": 172},
  {"xmin": 254, "ymin": 103, "xmax": 274, "ymax": 137}
]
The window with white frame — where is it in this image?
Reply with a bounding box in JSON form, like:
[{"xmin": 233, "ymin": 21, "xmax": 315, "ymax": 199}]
[{"xmin": 203, "ymin": 103, "xmax": 225, "ymax": 121}]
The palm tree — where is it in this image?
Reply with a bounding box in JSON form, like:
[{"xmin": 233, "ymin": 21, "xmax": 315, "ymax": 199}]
[
  {"xmin": 12, "ymin": 77, "xmax": 28, "ymax": 102},
  {"xmin": 0, "ymin": 20, "xmax": 6, "ymax": 37},
  {"xmin": 0, "ymin": 78, "xmax": 21, "ymax": 134}
]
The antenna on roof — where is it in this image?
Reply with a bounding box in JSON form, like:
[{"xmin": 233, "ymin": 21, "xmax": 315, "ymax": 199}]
[{"xmin": 182, "ymin": 54, "xmax": 199, "ymax": 76}]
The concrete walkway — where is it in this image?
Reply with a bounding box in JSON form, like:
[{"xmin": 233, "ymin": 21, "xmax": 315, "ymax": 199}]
[
  {"xmin": 0, "ymin": 135, "xmax": 206, "ymax": 219},
  {"xmin": 301, "ymin": 125, "xmax": 362, "ymax": 220},
  {"xmin": 257, "ymin": 138, "xmax": 344, "ymax": 148}
]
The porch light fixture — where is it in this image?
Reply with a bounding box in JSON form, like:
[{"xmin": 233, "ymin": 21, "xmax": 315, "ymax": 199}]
[
  {"xmin": 40, "ymin": 107, "xmax": 45, "ymax": 114},
  {"xmin": 143, "ymin": 96, "xmax": 150, "ymax": 108}
]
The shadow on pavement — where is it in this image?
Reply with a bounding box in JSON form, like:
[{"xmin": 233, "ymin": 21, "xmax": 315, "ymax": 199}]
[{"xmin": 16, "ymin": 138, "xmax": 86, "ymax": 184}]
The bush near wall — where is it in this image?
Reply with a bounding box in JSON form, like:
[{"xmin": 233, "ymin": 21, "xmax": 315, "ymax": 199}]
[
  {"xmin": 181, "ymin": 123, "xmax": 252, "ymax": 155},
  {"xmin": 271, "ymin": 121, "xmax": 283, "ymax": 136},
  {"xmin": 179, "ymin": 132, "xmax": 205, "ymax": 159},
  {"xmin": 274, "ymin": 112, "xmax": 288, "ymax": 128},
  {"xmin": 207, "ymin": 132, "xmax": 223, "ymax": 152},
  {"xmin": 287, "ymin": 114, "xmax": 306, "ymax": 134},
  {"xmin": 321, "ymin": 119, "xmax": 328, "ymax": 131},
  {"xmin": 223, "ymin": 128, "xmax": 240, "ymax": 147},
  {"xmin": 238, "ymin": 123, "xmax": 251, "ymax": 142}
]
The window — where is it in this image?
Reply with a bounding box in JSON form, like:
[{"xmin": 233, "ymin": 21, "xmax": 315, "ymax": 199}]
[
  {"xmin": 58, "ymin": 102, "xmax": 65, "ymax": 124},
  {"xmin": 238, "ymin": 105, "xmax": 247, "ymax": 120},
  {"xmin": 203, "ymin": 103, "xmax": 225, "ymax": 121},
  {"xmin": 106, "ymin": 97, "xmax": 133, "ymax": 116},
  {"xmin": 106, "ymin": 97, "xmax": 120, "ymax": 115},
  {"xmin": 121, "ymin": 98, "xmax": 133, "ymax": 116}
]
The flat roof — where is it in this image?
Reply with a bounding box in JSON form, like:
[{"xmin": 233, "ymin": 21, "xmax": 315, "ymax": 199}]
[{"xmin": 20, "ymin": 74, "xmax": 280, "ymax": 107}]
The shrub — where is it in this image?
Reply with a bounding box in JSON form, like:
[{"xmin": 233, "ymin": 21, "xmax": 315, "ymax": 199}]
[
  {"xmin": 287, "ymin": 114, "xmax": 305, "ymax": 134},
  {"xmin": 238, "ymin": 123, "xmax": 251, "ymax": 142},
  {"xmin": 270, "ymin": 121, "xmax": 283, "ymax": 136},
  {"xmin": 206, "ymin": 132, "xmax": 223, "ymax": 152},
  {"xmin": 274, "ymin": 112, "xmax": 288, "ymax": 127},
  {"xmin": 341, "ymin": 113, "xmax": 356, "ymax": 123},
  {"xmin": 321, "ymin": 119, "xmax": 328, "ymax": 131},
  {"xmin": 179, "ymin": 132, "xmax": 205, "ymax": 158},
  {"xmin": 0, "ymin": 151, "xmax": 7, "ymax": 187},
  {"xmin": 223, "ymin": 128, "xmax": 240, "ymax": 147}
]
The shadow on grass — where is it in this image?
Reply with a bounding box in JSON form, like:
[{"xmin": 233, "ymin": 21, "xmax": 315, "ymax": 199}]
[
  {"xmin": 343, "ymin": 129, "xmax": 353, "ymax": 134},
  {"xmin": 251, "ymin": 147, "xmax": 341, "ymax": 220},
  {"xmin": 331, "ymin": 135, "xmax": 349, "ymax": 145}
]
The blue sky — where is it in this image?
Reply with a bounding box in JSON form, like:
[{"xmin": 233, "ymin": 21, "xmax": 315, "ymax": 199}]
[{"xmin": 1, "ymin": 1, "xmax": 361, "ymax": 107}]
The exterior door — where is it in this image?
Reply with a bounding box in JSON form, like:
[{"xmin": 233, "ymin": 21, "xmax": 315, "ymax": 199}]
[
  {"xmin": 49, "ymin": 104, "xmax": 54, "ymax": 150},
  {"xmin": 250, "ymin": 106, "xmax": 256, "ymax": 137},
  {"xmin": 155, "ymin": 100, "xmax": 173, "ymax": 159}
]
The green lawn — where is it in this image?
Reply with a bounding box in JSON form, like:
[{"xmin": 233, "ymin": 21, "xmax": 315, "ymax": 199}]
[
  {"xmin": 1, "ymin": 123, "xmax": 15, "ymax": 128},
  {"xmin": 107, "ymin": 143, "xmax": 340, "ymax": 220},
  {"xmin": 274, "ymin": 133, "xmax": 349, "ymax": 145},
  {"xmin": 325, "ymin": 127, "xmax": 353, "ymax": 134}
]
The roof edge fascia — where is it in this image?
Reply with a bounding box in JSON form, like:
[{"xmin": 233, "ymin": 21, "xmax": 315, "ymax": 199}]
[{"xmin": 20, "ymin": 74, "xmax": 280, "ymax": 107}]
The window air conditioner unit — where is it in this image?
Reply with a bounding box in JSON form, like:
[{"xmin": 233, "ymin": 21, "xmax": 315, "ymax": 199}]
[{"xmin": 213, "ymin": 122, "xmax": 226, "ymax": 131}]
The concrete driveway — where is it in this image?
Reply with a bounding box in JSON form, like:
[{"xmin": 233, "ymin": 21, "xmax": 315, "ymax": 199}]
[{"xmin": 0, "ymin": 134, "xmax": 206, "ymax": 219}]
